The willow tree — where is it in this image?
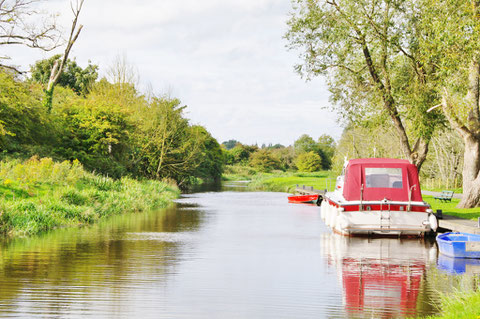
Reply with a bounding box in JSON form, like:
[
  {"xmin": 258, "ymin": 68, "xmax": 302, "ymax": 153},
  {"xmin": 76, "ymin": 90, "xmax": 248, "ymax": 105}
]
[
  {"xmin": 286, "ymin": 0, "xmax": 442, "ymax": 170},
  {"xmin": 419, "ymin": 0, "xmax": 480, "ymax": 207}
]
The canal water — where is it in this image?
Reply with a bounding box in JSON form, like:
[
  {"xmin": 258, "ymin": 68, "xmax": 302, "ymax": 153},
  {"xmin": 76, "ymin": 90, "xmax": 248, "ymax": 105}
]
[{"xmin": 0, "ymin": 183, "xmax": 479, "ymax": 318}]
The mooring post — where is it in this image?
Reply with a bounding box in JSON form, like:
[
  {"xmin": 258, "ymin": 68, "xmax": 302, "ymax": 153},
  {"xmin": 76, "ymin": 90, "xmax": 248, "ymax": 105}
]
[{"xmin": 478, "ymin": 217, "xmax": 480, "ymax": 228}]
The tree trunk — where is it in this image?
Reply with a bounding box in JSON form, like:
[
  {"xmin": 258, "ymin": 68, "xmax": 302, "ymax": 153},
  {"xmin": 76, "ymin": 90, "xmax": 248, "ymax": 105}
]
[{"xmin": 458, "ymin": 135, "xmax": 480, "ymax": 208}]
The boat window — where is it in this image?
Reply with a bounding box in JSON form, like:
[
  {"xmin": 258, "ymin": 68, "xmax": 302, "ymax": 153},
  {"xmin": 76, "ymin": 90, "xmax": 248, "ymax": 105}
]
[{"xmin": 365, "ymin": 167, "xmax": 403, "ymax": 188}]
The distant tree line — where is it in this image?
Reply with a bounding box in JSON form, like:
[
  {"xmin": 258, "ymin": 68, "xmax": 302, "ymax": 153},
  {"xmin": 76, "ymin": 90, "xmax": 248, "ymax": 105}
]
[{"xmin": 221, "ymin": 134, "xmax": 335, "ymax": 173}]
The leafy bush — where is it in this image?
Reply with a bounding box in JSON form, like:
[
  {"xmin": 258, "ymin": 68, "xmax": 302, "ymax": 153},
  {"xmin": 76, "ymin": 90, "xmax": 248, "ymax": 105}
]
[
  {"xmin": 249, "ymin": 149, "xmax": 282, "ymax": 172},
  {"xmin": 295, "ymin": 151, "xmax": 322, "ymax": 172}
]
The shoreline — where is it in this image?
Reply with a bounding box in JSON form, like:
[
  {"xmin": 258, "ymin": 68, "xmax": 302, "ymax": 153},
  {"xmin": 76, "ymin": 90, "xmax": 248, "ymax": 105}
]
[{"xmin": 0, "ymin": 157, "xmax": 180, "ymax": 238}]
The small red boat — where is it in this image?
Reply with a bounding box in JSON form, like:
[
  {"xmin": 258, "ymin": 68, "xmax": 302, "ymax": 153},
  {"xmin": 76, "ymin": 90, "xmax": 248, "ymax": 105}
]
[{"xmin": 288, "ymin": 194, "xmax": 320, "ymax": 204}]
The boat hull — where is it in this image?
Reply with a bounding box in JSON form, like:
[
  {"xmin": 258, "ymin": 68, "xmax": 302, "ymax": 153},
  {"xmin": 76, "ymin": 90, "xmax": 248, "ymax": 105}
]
[
  {"xmin": 321, "ymin": 198, "xmax": 435, "ymax": 237},
  {"xmin": 288, "ymin": 194, "xmax": 319, "ymax": 204},
  {"xmin": 437, "ymin": 232, "xmax": 480, "ymax": 259}
]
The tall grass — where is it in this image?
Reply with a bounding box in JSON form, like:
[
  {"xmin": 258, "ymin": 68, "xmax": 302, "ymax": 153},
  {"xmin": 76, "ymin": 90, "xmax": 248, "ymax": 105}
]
[
  {"xmin": 0, "ymin": 157, "xmax": 179, "ymax": 237},
  {"xmin": 425, "ymin": 290, "xmax": 480, "ymax": 319}
]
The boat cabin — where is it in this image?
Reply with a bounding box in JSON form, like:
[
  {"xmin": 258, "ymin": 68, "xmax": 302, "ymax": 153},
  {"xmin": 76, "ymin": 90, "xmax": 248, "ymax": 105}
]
[{"xmin": 342, "ymin": 158, "xmax": 423, "ymax": 202}]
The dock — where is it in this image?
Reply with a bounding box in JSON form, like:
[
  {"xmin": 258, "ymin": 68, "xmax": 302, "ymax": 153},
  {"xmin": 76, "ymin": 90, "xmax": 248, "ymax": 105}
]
[
  {"xmin": 439, "ymin": 215, "xmax": 480, "ymax": 234},
  {"xmin": 294, "ymin": 185, "xmax": 326, "ymax": 196}
]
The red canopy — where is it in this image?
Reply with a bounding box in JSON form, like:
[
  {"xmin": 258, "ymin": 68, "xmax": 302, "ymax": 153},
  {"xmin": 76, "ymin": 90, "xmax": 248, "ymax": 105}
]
[{"xmin": 343, "ymin": 158, "xmax": 423, "ymax": 202}]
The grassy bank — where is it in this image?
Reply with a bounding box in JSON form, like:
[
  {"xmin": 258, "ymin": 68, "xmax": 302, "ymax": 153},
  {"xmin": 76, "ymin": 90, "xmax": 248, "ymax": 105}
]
[
  {"xmin": 423, "ymin": 196, "xmax": 480, "ymax": 220},
  {"xmin": 223, "ymin": 166, "xmax": 335, "ymax": 193},
  {"xmin": 0, "ymin": 157, "xmax": 180, "ymax": 237},
  {"xmin": 425, "ymin": 290, "xmax": 480, "ymax": 319}
]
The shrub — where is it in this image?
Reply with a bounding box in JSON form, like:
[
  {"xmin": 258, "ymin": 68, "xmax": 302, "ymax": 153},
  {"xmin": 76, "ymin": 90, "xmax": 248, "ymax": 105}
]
[
  {"xmin": 295, "ymin": 151, "xmax": 322, "ymax": 172},
  {"xmin": 249, "ymin": 149, "xmax": 282, "ymax": 172}
]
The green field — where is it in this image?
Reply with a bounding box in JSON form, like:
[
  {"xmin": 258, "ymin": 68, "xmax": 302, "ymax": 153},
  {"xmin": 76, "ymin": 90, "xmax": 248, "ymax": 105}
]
[{"xmin": 247, "ymin": 171, "xmax": 335, "ymax": 193}]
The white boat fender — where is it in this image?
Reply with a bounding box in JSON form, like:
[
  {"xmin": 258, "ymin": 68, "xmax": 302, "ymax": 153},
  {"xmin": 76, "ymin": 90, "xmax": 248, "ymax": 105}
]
[{"xmin": 428, "ymin": 213, "xmax": 438, "ymax": 232}]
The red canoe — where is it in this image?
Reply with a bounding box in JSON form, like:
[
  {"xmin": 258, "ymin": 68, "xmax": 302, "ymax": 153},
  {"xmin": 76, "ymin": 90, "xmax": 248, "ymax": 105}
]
[{"xmin": 288, "ymin": 194, "xmax": 320, "ymax": 204}]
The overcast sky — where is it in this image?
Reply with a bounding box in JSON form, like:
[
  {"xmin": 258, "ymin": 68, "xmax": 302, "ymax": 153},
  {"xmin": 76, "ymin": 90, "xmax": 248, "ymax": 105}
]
[{"xmin": 6, "ymin": 0, "xmax": 343, "ymax": 146}]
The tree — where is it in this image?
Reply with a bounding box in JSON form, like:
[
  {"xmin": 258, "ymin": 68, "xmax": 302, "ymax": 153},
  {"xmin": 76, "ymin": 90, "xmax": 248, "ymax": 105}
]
[
  {"xmin": 31, "ymin": 55, "xmax": 98, "ymax": 95},
  {"xmin": 0, "ymin": 0, "xmax": 61, "ymax": 73},
  {"xmin": 44, "ymin": 0, "xmax": 85, "ymax": 112},
  {"xmin": 222, "ymin": 139, "xmax": 240, "ymax": 150},
  {"xmin": 419, "ymin": 0, "xmax": 480, "ymax": 207},
  {"xmin": 295, "ymin": 151, "xmax": 322, "ymax": 172},
  {"xmin": 0, "ymin": 71, "xmax": 52, "ymax": 154},
  {"xmin": 132, "ymin": 96, "xmax": 203, "ymax": 187},
  {"xmin": 317, "ymin": 134, "xmax": 335, "ymax": 169},
  {"xmin": 286, "ymin": 0, "xmax": 442, "ymax": 170},
  {"xmin": 294, "ymin": 134, "xmax": 318, "ymax": 154},
  {"xmin": 249, "ymin": 149, "xmax": 281, "ymax": 172},
  {"xmin": 193, "ymin": 126, "xmax": 224, "ymax": 182}
]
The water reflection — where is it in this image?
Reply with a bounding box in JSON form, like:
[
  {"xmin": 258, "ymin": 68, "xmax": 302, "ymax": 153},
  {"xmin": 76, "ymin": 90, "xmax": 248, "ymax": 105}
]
[
  {"xmin": 0, "ymin": 203, "xmax": 204, "ymax": 318},
  {"xmin": 321, "ymin": 234, "xmax": 438, "ymax": 318},
  {"xmin": 0, "ymin": 190, "xmax": 479, "ymax": 318}
]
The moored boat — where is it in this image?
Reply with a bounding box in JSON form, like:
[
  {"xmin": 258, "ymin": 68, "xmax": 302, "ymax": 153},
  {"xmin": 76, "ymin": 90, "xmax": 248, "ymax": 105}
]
[
  {"xmin": 436, "ymin": 232, "xmax": 480, "ymax": 258},
  {"xmin": 321, "ymin": 158, "xmax": 438, "ymax": 236},
  {"xmin": 288, "ymin": 194, "xmax": 320, "ymax": 205}
]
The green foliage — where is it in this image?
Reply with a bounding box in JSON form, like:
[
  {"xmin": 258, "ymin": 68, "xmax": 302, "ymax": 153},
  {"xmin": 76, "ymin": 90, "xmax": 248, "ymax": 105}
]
[
  {"xmin": 295, "ymin": 151, "xmax": 322, "ymax": 172},
  {"xmin": 30, "ymin": 55, "xmax": 99, "ymax": 95},
  {"xmin": 222, "ymin": 164, "xmax": 257, "ymax": 181},
  {"xmin": 192, "ymin": 126, "xmax": 223, "ymax": 182},
  {"xmin": 294, "ymin": 134, "xmax": 318, "ymax": 154},
  {"xmin": 285, "ymin": 0, "xmax": 443, "ymax": 168},
  {"xmin": 426, "ymin": 290, "xmax": 480, "ymax": 319},
  {"xmin": 0, "ymin": 157, "xmax": 179, "ymax": 237},
  {"xmin": 249, "ymin": 149, "xmax": 282, "ymax": 172},
  {"xmin": 0, "ymin": 69, "xmax": 222, "ymax": 187},
  {"xmin": 221, "ymin": 139, "xmax": 239, "ymax": 150},
  {"xmin": 293, "ymin": 134, "xmax": 335, "ymax": 170},
  {"xmin": 55, "ymin": 82, "xmax": 133, "ymax": 178},
  {"xmin": 246, "ymin": 170, "xmax": 334, "ymax": 193},
  {"xmin": 0, "ymin": 71, "xmax": 54, "ymax": 155},
  {"xmin": 225, "ymin": 144, "xmax": 258, "ymax": 165}
]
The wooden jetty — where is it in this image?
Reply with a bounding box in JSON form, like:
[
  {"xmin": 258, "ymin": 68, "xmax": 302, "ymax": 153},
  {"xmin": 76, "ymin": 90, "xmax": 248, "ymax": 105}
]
[{"xmin": 294, "ymin": 185, "xmax": 326, "ymax": 196}]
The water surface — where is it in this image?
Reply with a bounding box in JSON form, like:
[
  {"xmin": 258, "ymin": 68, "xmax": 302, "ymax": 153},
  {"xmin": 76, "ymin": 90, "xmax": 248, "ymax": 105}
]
[{"xmin": 0, "ymin": 185, "xmax": 479, "ymax": 318}]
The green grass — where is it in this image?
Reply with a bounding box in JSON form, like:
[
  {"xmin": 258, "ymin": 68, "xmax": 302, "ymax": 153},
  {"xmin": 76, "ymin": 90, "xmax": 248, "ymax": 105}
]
[
  {"xmin": 246, "ymin": 171, "xmax": 335, "ymax": 193},
  {"xmin": 424, "ymin": 291, "xmax": 480, "ymax": 319},
  {"xmin": 423, "ymin": 196, "xmax": 480, "ymax": 220},
  {"xmin": 0, "ymin": 157, "xmax": 180, "ymax": 237}
]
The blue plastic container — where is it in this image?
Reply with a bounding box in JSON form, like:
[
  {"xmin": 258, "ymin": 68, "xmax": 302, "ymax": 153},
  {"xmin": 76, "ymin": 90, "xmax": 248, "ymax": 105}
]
[{"xmin": 436, "ymin": 232, "xmax": 480, "ymax": 259}]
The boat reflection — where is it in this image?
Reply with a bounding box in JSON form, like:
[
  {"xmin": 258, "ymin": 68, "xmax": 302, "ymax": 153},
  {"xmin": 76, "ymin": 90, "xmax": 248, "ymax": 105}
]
[
  {"xmin": 437, "ymin": 254, "xmax": 480, "ymax": 275},
  {"xmin": 322, "ymin": 234, "xmax": 437, "ymax": 318}
]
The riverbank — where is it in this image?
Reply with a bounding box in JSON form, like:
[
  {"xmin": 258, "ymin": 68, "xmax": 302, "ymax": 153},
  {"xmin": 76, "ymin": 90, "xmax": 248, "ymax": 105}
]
[
  {"xmin": 0, "ymin": 157, "xmax": 179, "ymax": 237},
  {"xmin": 426, "ymin": 290, "xmax": 480, "ymax": 319},
  {"xmin": 223, "ymin": 165, "xmax": 335, "ymax": 193}
]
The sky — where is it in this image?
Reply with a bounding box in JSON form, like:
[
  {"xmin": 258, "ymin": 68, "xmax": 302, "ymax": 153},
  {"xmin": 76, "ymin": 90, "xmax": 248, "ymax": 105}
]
[{"xmin": 5, "ymin": 0, "xmax": 343, "ymax": 146}]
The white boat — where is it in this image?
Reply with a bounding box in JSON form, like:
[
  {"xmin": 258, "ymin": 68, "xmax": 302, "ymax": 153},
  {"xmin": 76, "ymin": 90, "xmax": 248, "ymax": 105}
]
[{"xmin": 320, "ymin": 158, "xmax": 438, "ymax": 236}]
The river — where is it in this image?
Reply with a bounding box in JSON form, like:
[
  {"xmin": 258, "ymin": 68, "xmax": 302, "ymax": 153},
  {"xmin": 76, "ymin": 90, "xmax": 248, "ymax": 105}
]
[{"xmin": 0, "ymin": 182, "xmax": 479, "ymax": 318}]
